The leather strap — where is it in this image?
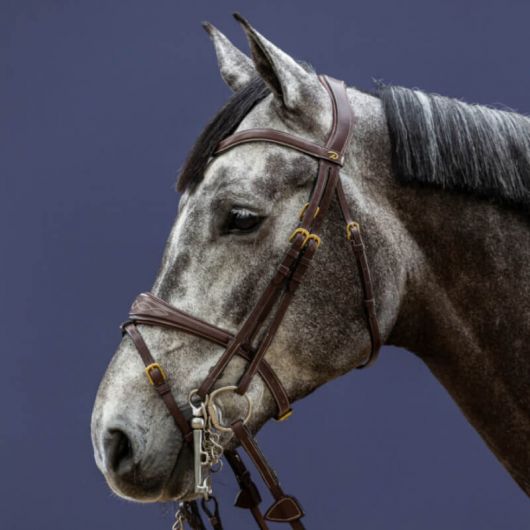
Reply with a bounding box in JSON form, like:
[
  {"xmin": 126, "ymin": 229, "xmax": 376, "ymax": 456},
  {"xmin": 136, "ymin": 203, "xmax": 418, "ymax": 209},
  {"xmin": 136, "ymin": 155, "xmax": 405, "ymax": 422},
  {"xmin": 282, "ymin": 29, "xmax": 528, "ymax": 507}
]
[
  {"xmin": 200, "ymin": 496, "xmax": 223, "ymax": 530},
  {"xmin": 129, "ymin": 293, "xmax": 232, "ymax": 347},
  {"xmin": 231, "ymin": 420, "xmax": 305, "ymax": 529},
  {"xmin": 216, "ymin": 129, "xmax": 345, "ymax": 165},
  {"xmin": 225, "ymin": 449, "xmax": 268, "ymax": 530},
  {"xmin": 123, "ymin": 324, "xmax": 193, "ymax": 443},
  {"xmin": 237, "ymin": 165, "xmax": 340, "ymax": 394},
  {"xmin": 335, "ymin": 178, "xmax": 381, "ymax": 367},
  {"xmin": 181, "ymin": 501, "xmax": 207, "ymax": 530},
  {"xmin": 195, "ymin": 233, "xmax": 306, "ymax": 407}
]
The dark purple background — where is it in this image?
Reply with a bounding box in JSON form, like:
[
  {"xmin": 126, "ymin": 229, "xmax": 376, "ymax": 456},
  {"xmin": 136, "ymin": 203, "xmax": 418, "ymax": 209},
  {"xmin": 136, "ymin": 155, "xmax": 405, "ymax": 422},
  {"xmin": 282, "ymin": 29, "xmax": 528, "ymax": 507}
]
[{"xmin": 2, "ymin": 1, "xmax": 529, "ymax": 528}]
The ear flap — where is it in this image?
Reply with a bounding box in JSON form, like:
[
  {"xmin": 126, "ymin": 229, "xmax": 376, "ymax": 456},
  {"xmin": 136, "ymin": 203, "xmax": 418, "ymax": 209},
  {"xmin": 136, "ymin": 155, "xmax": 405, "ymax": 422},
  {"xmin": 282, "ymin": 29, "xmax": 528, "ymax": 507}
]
[
  {"xmin": 233, "ymin": 13, "xmax": 325, "ymax": 113},
  {"xmin": 203, "ymin": 21, "xmax": 256, "ymax": 92}
]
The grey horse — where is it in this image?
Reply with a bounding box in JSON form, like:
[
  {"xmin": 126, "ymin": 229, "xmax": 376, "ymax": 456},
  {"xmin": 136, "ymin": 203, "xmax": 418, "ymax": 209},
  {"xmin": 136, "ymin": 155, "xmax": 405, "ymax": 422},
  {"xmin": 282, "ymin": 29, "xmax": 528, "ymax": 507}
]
[{"xmin": 91, "ymin": 15, "xmax": 530, "ymax": 509}]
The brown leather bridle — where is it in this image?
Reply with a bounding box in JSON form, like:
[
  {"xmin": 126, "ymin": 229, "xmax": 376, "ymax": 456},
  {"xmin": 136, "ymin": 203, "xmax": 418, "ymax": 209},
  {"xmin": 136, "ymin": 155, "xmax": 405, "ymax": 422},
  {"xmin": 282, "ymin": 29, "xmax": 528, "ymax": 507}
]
[{"xmin": 120, "ymin": 76, "xmax": 381, "ymax": 529}]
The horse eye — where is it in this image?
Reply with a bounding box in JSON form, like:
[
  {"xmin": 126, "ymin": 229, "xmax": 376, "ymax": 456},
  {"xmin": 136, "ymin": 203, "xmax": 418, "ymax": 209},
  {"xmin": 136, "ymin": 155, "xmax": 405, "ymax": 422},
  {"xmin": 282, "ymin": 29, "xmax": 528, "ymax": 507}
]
[{"xmin": 225, "ymin": 208, "xmax": 263, "ymax": 234}]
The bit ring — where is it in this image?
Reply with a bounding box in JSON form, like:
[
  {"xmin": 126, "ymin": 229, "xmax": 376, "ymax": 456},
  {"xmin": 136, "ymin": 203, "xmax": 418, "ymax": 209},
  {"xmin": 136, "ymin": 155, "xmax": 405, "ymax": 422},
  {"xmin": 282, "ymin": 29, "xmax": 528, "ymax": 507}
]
[{"xmin": 207, "ymin": 385, "xmax": 252, "ymax": 432}]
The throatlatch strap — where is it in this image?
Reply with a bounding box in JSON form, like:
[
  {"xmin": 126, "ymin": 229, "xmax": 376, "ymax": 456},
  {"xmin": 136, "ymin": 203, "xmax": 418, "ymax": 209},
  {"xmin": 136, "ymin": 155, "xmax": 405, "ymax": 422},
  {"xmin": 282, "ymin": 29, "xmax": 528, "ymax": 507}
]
[{"xmin": 335, "ymin": 178, "xmax": 381, "ymax": 367}]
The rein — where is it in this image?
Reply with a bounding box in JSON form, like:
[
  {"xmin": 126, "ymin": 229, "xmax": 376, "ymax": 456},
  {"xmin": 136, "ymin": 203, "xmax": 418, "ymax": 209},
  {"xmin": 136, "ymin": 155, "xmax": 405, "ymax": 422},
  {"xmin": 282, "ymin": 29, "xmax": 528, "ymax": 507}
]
[{"xmin": 120, "ymin": 75, "xmax": 381, "ymax": 529}]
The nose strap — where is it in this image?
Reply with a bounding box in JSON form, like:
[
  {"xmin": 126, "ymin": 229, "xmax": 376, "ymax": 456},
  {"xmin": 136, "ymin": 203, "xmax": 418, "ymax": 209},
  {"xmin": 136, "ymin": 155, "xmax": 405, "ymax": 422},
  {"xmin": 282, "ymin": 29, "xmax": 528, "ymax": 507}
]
[
  {"xmin": 129, "ymin": 293, "xmax": 234, "ymax": 348},
  {"xmin": 125, "ymin": 292, "xmax": 292, "ymax": 419}
]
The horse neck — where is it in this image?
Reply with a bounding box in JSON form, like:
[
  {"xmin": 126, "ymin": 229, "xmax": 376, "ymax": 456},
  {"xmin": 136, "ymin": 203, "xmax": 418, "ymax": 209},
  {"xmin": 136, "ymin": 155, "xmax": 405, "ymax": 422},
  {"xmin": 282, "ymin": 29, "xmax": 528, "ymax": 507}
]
[{"xmin": 386, "ymin": 180, "xmax": 530, "ymax": 494}]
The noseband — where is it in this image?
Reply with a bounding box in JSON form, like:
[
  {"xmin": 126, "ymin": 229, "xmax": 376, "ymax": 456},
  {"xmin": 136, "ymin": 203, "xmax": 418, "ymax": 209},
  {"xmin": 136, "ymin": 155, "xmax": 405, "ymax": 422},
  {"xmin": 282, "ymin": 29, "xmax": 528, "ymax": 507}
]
[{"xmin": 120, "ymin": 76, "xmax": 381, "ymax": 530}]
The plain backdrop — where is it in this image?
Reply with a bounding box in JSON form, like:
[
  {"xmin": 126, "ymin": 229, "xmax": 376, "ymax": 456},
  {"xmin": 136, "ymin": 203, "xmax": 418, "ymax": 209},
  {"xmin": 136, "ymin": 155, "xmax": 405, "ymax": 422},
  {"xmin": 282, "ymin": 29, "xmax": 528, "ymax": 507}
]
[{"xmin": 2, "ymin": 1, "xmax": 529, "ymax": 529}]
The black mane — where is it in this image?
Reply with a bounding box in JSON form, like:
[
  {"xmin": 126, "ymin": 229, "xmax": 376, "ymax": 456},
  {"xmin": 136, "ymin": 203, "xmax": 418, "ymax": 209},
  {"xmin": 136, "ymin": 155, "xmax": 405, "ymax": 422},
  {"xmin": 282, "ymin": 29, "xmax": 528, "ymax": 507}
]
[
  {"xmin": 379, "ymin": 85, "xmax": 530, "ymax": 210},
  {"xmin": 177, "ymin": 76, "xmax": 270, "ymax": 192}
]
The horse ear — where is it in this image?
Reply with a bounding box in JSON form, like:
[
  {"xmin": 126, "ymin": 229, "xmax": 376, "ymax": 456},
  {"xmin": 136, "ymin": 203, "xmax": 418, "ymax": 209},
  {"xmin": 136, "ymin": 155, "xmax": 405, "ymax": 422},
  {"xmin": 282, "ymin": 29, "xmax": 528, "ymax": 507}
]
[
  {"xmin": 203, "ymin": 22, "xmax": 256, "ymax": 92},
  {"xmin": 233, "ymin": 13, "xmax": 324, "ymax": 113}
]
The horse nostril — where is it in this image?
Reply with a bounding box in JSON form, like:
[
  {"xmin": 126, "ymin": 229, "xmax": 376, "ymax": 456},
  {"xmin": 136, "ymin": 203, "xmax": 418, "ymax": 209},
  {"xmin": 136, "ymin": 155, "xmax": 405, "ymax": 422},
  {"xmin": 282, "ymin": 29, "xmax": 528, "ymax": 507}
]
[{"xmin": 104, "ymin": 429, "xmax": 134, "ymax": 475}]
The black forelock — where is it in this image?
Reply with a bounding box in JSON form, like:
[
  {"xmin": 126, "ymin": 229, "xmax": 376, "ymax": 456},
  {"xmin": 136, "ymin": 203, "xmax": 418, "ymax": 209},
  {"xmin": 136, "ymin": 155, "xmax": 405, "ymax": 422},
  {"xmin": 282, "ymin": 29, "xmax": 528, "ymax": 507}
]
[{"xmin": 176, "ymin": 76, "xmax": 270, "ymax": 193}]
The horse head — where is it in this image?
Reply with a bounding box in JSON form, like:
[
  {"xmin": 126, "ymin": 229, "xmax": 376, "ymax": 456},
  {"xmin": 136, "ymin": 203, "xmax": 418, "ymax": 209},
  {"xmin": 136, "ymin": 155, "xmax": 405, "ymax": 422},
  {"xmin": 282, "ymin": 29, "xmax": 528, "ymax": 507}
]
[{"xmin": 91, "ymin": 15, "xmax": 405, "ymax": 504}]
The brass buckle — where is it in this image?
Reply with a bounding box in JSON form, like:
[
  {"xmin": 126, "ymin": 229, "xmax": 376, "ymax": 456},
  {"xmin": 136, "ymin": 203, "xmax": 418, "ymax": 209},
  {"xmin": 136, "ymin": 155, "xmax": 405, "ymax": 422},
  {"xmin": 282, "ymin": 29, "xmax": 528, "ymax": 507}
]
[
  {"xmin": 289, "ymin": 227, "xmax": 310, "ymax": 244},
  {"xmin": 275, "ymin": 408, "xmax": 293, "ymax": 422},
  {"xmin": 327, "ymin": 150, "xmax": 340, "ymax": 161},
  {"xmin": 289, "ymin": 228, "xmax": 321, "ymax": 248},
  {"xmin": 305, "ymin": 233, "xmax": 321, "ymax": 248},
  {"xmin": 346, "ymin": 221, "xmax": 360, "ymax": 240},
  {"xmin": 145, "ymin": 363, "xmax": 167, "ymax": 385},
  {"xmin": 298, "ymin": 203, "xmax": 320, "ymax": 222}
]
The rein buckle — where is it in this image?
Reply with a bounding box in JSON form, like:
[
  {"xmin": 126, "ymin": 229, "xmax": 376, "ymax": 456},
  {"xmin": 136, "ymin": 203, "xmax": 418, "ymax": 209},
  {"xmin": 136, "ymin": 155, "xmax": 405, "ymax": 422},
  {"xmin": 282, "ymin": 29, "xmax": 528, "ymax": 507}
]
[
  {"xmin": 298, "ymin": 203, "xmax": 320, "ymax": 221},
  {"xmin": 346, "ymin": 221, "xmax": 360, "ymax": 240}
]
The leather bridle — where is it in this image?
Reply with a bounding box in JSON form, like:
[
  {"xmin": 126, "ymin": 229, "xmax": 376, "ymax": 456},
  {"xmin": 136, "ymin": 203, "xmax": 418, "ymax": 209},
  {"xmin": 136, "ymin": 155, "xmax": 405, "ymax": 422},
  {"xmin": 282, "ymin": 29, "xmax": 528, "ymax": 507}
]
[{"xmin": 120, "ymin": 76, "xmax": 381, "ymax": 529}]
